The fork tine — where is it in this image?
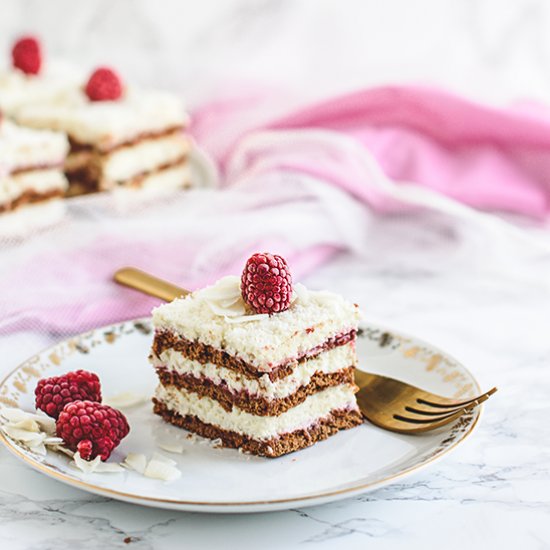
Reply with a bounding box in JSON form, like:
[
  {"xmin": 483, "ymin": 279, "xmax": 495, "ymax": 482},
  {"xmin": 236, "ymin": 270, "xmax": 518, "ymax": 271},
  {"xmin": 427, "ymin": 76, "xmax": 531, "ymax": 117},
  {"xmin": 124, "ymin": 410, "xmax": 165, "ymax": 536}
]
[
  {"xmin": 404, "ymin": 405, "xmax": 465, "ymax": 416},
  {"xmin": 416, "ymin": 387, "xmax": 498, "ymax": 409},
  {"xmin": 395, "ymin": 392, "xmax": 492, "ymax": 425},
  {"xmin": 390, "ymin": 407, "xmax": 472, "ymax": 434},
  {"xmin": 406, "ymin": 388, "xmax": 497, "ymax": 416}
]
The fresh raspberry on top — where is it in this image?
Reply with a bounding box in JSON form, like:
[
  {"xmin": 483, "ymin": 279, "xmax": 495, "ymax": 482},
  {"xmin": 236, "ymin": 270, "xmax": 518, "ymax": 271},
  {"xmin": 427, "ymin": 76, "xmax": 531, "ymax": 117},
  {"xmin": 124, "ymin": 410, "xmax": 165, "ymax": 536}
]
[
  {"xmin": 12, "ymin": 36, "xmax": 42, "ymax": 75},
  {"xmin": 35, "ymin": 370, "xmax": 102, "ymax": 419},
  {"xmin": 56, "ymin": 400, "xmax": 130, "ymax": 461},
  {"xmin": 241, "ymin": 253, "xmax": 293, "ymax": 314},
  {"xmin": 85, "ymin": 67, "xmax": 123, "ymax": 101}
]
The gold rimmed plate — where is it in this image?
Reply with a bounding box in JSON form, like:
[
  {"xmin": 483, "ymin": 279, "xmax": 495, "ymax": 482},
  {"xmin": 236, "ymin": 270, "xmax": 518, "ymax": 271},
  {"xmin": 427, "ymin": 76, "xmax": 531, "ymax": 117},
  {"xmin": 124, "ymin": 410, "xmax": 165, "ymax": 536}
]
[{"xmin": 0, "ymin": 319, "xmax": 481, "ymax": 513}]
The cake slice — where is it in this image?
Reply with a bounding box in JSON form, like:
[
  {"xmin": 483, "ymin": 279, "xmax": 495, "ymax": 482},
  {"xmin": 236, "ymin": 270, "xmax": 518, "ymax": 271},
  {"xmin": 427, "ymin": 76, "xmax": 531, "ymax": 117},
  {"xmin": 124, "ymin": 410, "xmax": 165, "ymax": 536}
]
[
  {"xmin": 16, "ymin": 67, "xmax": 191, "ymax": 196},
  {"xmin": 0, "ymin": 117, "xmax": 68, "ymax": 214},
  {"xmin": 150, "ymin": 254, "xmax": 363, "ymax": 458}
]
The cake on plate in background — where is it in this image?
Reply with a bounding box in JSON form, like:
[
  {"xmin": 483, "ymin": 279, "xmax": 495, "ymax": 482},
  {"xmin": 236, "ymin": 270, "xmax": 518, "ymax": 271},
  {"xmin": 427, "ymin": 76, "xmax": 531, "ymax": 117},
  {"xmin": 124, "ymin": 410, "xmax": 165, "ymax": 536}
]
[
  {"xmin": 17, "ymin": 67, "xmax": 192, "ymax": 197},
  {"xmin": 2, "ymin": 36, "xmax": 194, "ymax": 198},
  {"xmin": 150, "ymin": 253, "xmax": 363, "ymax": 458},
  {"xmin": 0, "ymin": 113, "xmax": 68, "ymax": 215}
]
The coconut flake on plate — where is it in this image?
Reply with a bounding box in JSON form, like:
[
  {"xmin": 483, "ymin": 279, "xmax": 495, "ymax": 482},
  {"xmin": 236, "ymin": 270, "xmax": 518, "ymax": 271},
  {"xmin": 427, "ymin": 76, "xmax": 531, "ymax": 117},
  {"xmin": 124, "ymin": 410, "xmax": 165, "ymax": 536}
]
[
  {"xmin": 43, "ymin": 436, "xmax": 64, "ymax": 446},
  {"xmin": 144, "ymin": 458, "xmax": 181, "ymax": 482},
  {"xmin": 11, "ymin": 418, "xmax": 41, "ymax": 433},
  {"xmin": 122, "ymin": 453, "xmax": 147, "ymax": 475},
  {"xmin": 72, "ymin": 452, "xmax": 124, "ymax": 474},
  {"xmin": 157, "ymin": 441, "xmax": 184, "ymax": 454},
  {"xmin": 1, "ymin": 424, "xmax": 46, "ymax": 444},
  {"xmin": 151, "ymin": 452, "xmax": 177, "ymax": 466}
]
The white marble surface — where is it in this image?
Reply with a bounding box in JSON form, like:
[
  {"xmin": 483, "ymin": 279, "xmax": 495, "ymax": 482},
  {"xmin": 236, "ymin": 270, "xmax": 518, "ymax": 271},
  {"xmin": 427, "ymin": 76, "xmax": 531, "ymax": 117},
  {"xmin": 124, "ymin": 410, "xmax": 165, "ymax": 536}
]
[{"xmin": 1, "ymin": 1, "xmax": 550, "ymax": 548}]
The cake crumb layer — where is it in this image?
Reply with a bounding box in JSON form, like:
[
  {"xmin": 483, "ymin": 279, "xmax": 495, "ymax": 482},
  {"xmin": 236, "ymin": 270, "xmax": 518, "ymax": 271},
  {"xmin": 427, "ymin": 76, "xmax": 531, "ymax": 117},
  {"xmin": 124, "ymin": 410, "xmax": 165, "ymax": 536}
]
[
  {"xmin": 152, "ymin": 329, "xmax": 356, "ymax": 381},
  {"xmin": 153, "ymin": 399, "xmax": 363, "ymax": 458},
  {"xmin": 152, "ymin": 280, "xmax": 360, "ymax": 371},
  {"xmin": 156, "ymin": 366, "xmax": 357, "ymax": 416}
]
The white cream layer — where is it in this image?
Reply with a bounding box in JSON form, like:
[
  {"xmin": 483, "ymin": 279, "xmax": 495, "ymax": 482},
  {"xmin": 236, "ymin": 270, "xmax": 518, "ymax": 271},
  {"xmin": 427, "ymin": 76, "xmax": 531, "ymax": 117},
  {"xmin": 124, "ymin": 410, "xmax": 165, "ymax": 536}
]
[
  {"xmin": 17, "ymin": 87, "xmax": 189, "ymax": 150},
  {"xmin": 153, "ymin": 278, "xmax": 360, "ymax": 371},
  {"xmin": 155, "ymin": 384, "xmax": 358, "ymax": 440},
  {"xmin": 102, "ymin": 133, "xmax": 190, "ymax": 183},
  {"xmin": 0, "ymin": 61, "xmax": 82, "ymax": 117},
  {"xmin": 0, "ymin": 169, "xmax": 68, "ymax": 204},
  {"xmin": 152, "ymin": 343, "xmax": 356, "ymax": 400},
  {"xmin": 104, "ymin": 161, "xmax": 189, "ymax": 192},
  {"xmin": 0, "ymin": 120, "xmax": 68, "ymax": 173}
]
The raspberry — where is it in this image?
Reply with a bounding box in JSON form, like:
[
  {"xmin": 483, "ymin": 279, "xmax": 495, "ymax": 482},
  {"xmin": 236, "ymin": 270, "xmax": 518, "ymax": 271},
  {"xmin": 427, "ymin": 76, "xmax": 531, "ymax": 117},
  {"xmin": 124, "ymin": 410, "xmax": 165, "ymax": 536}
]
[
  {"xmin": 56, "ymin": 400, "xmax": 129, "ymax": 461},
  {"xmin": 35, "ymin": 370, "xmax": 102, "ymax": 419},
  {"xmin": 12, "ymin": 36, "xmax": 42, "ymax": 75},
  {"xmin": 85, "ymin": 67, "xmax": 123, "ymax": 101},
  {"xmin": 241, "ymin": 253, "xmax": 293, "ymax": 314}
]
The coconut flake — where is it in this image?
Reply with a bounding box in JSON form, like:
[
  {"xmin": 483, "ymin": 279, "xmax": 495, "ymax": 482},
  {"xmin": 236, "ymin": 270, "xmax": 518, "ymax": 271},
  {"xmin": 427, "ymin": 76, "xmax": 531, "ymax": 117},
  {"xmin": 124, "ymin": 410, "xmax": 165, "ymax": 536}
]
[
  {"xmin": 0, "ymin": 407, "xmax": 56, "ymax": 435},
  {"xmin": 51, "ymin": 444, "xmax": 75, "ymax": 458},
  {"xmin": 157, "ymin": 441, "xmax": 184, "ymax": 454},
  {"xmin": 206, "ymin": 300, "xmax": 246, "ymax": 318},
  {"xmin": 73, "ymin": 452, "xmax": 102, "ymax": 473},
  {"xmin": 144, "ymin": 458, "xmax": 181, "ymax": 482},
  {"xmin": 1, "ymin": 425, "xmax": 46, "ymax": 444},
  {"xmin": 43, "ymin": 436, "xmax": 64, "ymax": 446},
  {"xmin": 72, "ymin": 452, "xmax": 123, "ymax": 474},
  {"xmin": 95, "ymin": 461, "xmax": 124, "ymax": 473},
  {"xmin": 122, "ymin": 453, "xmax": 147, "ymax": 474},
  {"xmin": 199, "ymin": 276, "xmax": 241, "ymax": 300},
  {"xmin": 32, "ymin": 414, "xmax": 56, "ymax": 435},
  {"xmin": 0, "ymin": 407, "xmax": 29, "ymax": 423},
  {"xmin": 104, "ymin": 391, "xmax": 147, "ymax": 409},
  {"xmin": 11, "ymin": 418, "xmax": 41, "ymax": 433},
  {"xmin": 292, "ymin": 283, "xmax": 307, "ymax": 303},
  {"xmin": 225, "ymin": 313, "xmax": 268, "ymax": 323},
  {"xmin": 31, "ymin": 443, "xmax": 47, "ymax": 456},
  {"xmin": 151, "ymin": 452, "xmax": 177, "ymax": 466}
]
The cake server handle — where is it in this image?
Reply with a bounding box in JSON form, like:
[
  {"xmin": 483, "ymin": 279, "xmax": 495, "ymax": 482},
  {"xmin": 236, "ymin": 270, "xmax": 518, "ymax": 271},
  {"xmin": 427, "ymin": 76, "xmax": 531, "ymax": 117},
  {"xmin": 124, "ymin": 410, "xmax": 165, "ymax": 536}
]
[{"xmin": 113, "ymin": 267, "xmax": 189, "ymax": 302}]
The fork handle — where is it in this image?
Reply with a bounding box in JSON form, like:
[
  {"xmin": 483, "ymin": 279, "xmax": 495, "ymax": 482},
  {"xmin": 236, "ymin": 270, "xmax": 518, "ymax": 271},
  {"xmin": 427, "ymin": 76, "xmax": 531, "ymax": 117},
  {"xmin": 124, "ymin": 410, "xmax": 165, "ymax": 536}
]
[{"xmin": 113, "ymin": 267, "xmax": 189, "ymax": 302}]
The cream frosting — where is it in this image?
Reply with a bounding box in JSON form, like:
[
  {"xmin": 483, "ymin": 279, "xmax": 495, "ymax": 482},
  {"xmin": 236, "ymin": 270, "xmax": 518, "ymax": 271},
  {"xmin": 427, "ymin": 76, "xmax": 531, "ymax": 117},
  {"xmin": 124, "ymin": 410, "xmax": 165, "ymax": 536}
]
[
  {"xmin": 155, "ymin": 384, "xmax": 359, "ymax": 440},
  {"xmin": 107, "ymin": 161, "xmax": 189, "ymax": 193},
  {"xmin": 152, "ymin": 343, "xmax": 356, "ymax": 400},
  {"xmin": 17, "ymin": 86, "xmax": 189, "ymax": 150},
  {"xmin": 152, "ymin": 276, "xmax": 360, "ymax": 370},
  {"xmin": 0, "ymin": 61, "xmax": 82, "ymax": 117},
  {"xmin": 101, "ymin": 133, "xmax": 190, "ymax": 183},
  {"xmin": 0, "ymin": 169, "xmax": 68, "ymax": 204},
  {"xmin": 0, "ymin": 120, "xmax": 68, "ymax": 174}
]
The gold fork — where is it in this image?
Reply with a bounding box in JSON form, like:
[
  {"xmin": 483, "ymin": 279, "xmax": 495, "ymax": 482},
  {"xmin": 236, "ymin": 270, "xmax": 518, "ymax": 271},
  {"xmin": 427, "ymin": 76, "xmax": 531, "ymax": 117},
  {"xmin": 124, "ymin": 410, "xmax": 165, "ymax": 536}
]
[
  {"xmin": 113, "ymin": 267, "xmax": 497, "ymax": 434},
  {"xmin": 355, "ymin": 370, "xmax": 496, "ymax": 434}
]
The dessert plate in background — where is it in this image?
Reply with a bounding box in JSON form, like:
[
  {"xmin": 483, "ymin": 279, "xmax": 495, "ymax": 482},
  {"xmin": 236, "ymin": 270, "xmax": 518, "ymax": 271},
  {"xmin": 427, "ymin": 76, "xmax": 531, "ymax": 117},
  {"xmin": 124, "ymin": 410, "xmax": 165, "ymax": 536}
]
[{"xmin": 0, "ymin": 319, "xmax": 482, "ymax": 513}]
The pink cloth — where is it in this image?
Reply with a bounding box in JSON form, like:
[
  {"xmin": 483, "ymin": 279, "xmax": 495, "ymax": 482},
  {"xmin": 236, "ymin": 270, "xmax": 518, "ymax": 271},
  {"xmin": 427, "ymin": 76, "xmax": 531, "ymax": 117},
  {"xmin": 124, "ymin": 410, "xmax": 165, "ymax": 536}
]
[
  {"xmin": 3, "ymin": 84, "xmax": 550, "ymax": 338},
  {"xmin": 193, "ymin": 85, "xmax": 550, "ymax": 218}
]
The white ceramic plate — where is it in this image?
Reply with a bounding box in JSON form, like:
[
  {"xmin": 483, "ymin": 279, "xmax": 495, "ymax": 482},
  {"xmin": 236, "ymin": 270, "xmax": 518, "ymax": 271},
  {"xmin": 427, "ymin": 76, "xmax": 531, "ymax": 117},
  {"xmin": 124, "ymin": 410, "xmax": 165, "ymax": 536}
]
[{"xmin": 0, "ymin": 319, "xmax": 481, "ymax": 513}]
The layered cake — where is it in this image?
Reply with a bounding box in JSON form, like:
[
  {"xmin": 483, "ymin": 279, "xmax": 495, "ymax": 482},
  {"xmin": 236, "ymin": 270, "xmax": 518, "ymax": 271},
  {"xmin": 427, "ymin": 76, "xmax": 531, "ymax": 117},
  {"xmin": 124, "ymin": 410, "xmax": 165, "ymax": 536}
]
[
  {"xmin": 0, "ymin": 115, "xmax": 69, "ymax": 214},
  {"xmin": 150, "ymin": 253, "xmax": 363, "ymax": 458},
  {"xmin": 17, "ymin": 67, "xmax": 191, "ymax": 196},
  {"xmin": 0, "ymin": 36, "xmax": 80, "ymax": 121}
]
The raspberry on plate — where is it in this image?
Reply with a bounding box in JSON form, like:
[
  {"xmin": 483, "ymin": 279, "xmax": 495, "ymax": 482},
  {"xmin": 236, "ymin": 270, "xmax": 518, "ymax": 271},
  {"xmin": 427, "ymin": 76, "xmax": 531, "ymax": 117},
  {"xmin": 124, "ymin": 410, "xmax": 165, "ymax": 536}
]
[
  {"xmin": 35, "ymin": 370, "xmax": 102, "ymax": 419},
  {"xmin": 12, "ymin": 36, "xmax": 42, "ymax": 75},
  {"xmin": 241, "ymin": 252, "xmax": 293, "ymax": 314},
  {"xmin": 85, "ymin": 67, "xmax": 123, "ymax": 101},
  {"xmin": 56, "ymin": 400, "xmax": 130, "ymax": 461}
]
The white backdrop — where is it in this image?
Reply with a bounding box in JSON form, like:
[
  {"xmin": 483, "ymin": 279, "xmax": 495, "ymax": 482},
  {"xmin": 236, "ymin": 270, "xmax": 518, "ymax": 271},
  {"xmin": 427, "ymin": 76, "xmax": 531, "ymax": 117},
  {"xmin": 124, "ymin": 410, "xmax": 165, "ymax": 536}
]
[{"xmin": 2, "ymin": 0, "xmax": 550, "ymax": 107}]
